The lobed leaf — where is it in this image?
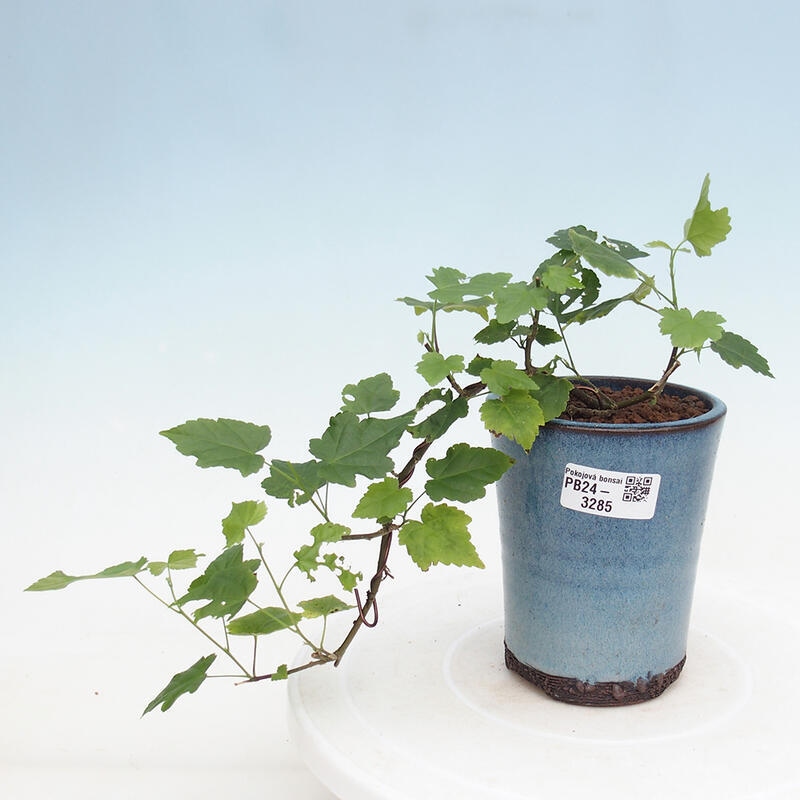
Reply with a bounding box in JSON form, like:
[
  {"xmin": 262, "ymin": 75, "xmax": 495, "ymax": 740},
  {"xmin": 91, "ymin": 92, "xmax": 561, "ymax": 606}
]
[
  {"xmin": 479, "ymin": 360, "xmax": 538, "ymax": 396},
  {"xmin": 148, "ymin": 549, "xmax": 202, "ymax": 576},
  {"xmin": 168, "ymin": 549, "xmax": 203, "ymax": 570},
  {"xmin": 424, "ymin": 443, "xmax": 513, "ymax": 503},
  {"xmin": 142, "ymin": 655, "xmax": 216, "ymax": 715},
  {"xmin": 398, "ymin": 503, "xmax": 484, "ymax": 571},
  {"xmin": 683, "ymin": 174, "xmax": 731, "ymax": 257},
  {"xmin": 177, "ymin": 545, "xmax": 260, "ymax": 621},
  {"xmin": 160, "ymin": 418, "xmax": 271, "ymax": 477},
  {"xmin": 494, "ymin": 282, "xmax": 551, "ymax": 323},
  {"xmin": 261, "ymin": 459, "xmax": 324, "ymax": 507},
  {"xmin": 293, "ymin": 523, "xmax": 350, "ymax": 577},
  {"xmin": 309, "ymin": 411, "xmax": 415, "ymax": 487},
  {"xmin": 341, "ymin": 373, "xmax": 400, "ymax": 415},
  {"xmin": 658, "ymin": 308, "xmax": 725, "ymax": 350},
  {"xmin": 221, "ymin": 501, "xmax": 267, "ymax": 546},
  {"xmin": 480, "ymin": 390, "xmax": 545, "ymax": 452},
  {"xmin": 463, "ymin": 272, "xmax": 512, "ymax": 296},
  {"xmin": 710, "ymin": 331, "xmax": 773, "ymax": 377},
  {"xmin": 416, "ymin": 352, "xmax": 465, "ymax": 386},
  {"xmin": 529, "ymin": 373, "xmax": 573, "ymax": 422},
  {"xmin": 538, "ymin": 263, "xmax": 583, "ymax": 294},
  {"xmin": 337, "ymin": 567, "xmax": 361, "ymax": 592},
  {"xmin": 426, "ymin": 266, "xmax": 468, "ymax": 303},
  {"xmin": 352, "ymin": 477, "xmax": 413, "ymax": 520},
  {"xmin": 408, "ymin": 394, "xmax": 469, "ymax": 441}
]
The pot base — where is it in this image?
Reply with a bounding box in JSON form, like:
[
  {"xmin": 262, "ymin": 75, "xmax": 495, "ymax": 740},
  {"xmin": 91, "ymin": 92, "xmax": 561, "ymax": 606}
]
[{"xmin": 504, "ymin": 644, "xmax": 686, "ymax": 706}]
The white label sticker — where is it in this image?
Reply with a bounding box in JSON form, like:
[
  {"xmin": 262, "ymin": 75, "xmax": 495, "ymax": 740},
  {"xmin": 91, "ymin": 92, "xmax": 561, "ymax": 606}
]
[{"xmin": 560, "ymin": 463, "xmax": 661, "ymax": 520}]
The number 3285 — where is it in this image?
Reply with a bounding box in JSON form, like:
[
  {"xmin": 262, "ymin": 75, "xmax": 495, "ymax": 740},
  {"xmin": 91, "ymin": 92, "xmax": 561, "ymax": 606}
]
[{"xmin": 580, "ymin": 496, "xmax": 613, "ymax": 513}]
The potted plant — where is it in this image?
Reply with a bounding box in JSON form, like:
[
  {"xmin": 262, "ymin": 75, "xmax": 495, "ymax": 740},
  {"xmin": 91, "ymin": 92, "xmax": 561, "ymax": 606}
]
[{"xmin": 26, "ymin": 175, "xmax": 771, "ymax": 712}]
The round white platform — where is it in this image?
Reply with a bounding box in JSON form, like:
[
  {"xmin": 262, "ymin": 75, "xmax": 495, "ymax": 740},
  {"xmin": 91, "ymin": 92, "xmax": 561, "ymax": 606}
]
[{"xmin": 287, "ymin": 572, "xmax": 799, "ymax": 799}]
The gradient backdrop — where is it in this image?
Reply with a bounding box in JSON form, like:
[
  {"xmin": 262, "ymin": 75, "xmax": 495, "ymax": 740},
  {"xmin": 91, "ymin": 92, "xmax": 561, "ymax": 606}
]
[{"xmin": 2, "ymin": 2, "xmax": 798, "ymax": 798}]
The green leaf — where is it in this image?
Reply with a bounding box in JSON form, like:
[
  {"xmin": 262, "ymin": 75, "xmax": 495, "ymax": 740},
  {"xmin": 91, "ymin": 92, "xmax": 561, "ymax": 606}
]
[
  {"xmin": 658, "ymin": 308, "xmax": 725, "ymax": 349},
  {"xmin": 538, "ymin": 263, "xmax": 583, "ymax": 294},
  {"xmin": 271, "ymin": 664, "xmax": 289, "ymax": 681},
  {"xmin": 337, "ymin": 568, "xmax": 361, "ymax": 592},
  {"xmin": 494, "ymin": 282, "xmax": 551, "ymax": 323},
  {"xmin": 397, "ymin": 296, "xmax": 434, "ymax": 315},
  {"xmin": 408, "ymin": 394, "xmax": 469, "ymax": 441},
  {"xmin": 568, "ymin": 229, "xmax": 638, "ymax": 279},
  {"xmin": 424, "ymin": 444, "xmax": 513, "ymax": 503},
  {"xmin": 298, "ymin": 594, "xmax": 355, "ymax": 618},
  {"xmin": 426, "ymin": 266, "xmax": 467, "ymax": 303},
  {"xmin": 168, "ymin": 549, "xmax": 203, "ymax": 570},
  {"xmin": 474, "ymin": 319, "xmax": 517, "ymax": 344},
  {"xmin": 684, "ymin": 174, "xmax": 731, "ymax": 257},
  {"xmin": 221, "ymin": 501, "xmax": 267, "ymax": 546},
  {"xmin": 261, "ymin": 459, "xmax": 324, "ymax": 507},
  {"xmin": 466, "ymin": 355, "xmax": 494, "ymax": 377},
  {"xmin": 646, "ymin": 240, "xmax": 672, "ymax": 250},
  {"xmin": 416, "ymin": 352, "xmax": 465, "ymax": 386},
  {"xmin": 479, "ymin": 360, "xmax": 538, "ymax": 396},
  {"xmin": 480, "ymin": 390, "xmax": 545, "ymax": 452},
  {"xmin": 546, "ymin": 225, "xmax": 596, "ymax": 250},
  {"xmin": 440, "ymin": 298, "xmax": 493, "ymax": 317},
  {"xmin": 424, "ymin": 269, "xmax": 505, "ymax": 314},
  {"xmin": 177, "ymin": 545, "xmax": 260, "ymax": 621},
  {"xmin": 710, "ymin": 330, "xmax": 773, "ymax": 377},
  {"xmin": 352, "ymin": 477, "xmax": 413, "ymax": 520},
  {"xmin": 463, "ymin": 272, "xmax": 512, "ymax": 296},
  {"xmin": 399, "ymin": 503, "xmax": 484, "ymax": 571},
  {"xmin": 160, "ymin": 418, "xmax": 271, "ymax": 477},
  {"xmin": 227, "ymin": 607, "xmax": 302, "ymax": 636},
  {"xmin": 25, "ymin": 557, "xmax": 149, "ymax": 591},
  {"xmin": 148, "ymin": 550, "xmax": 202, "ymax": 576},
  {"xmin": 565, "ymin": 291, "xmax": 638, "ymax": 324},
  {"xmin": 309, "ymin": 410, "xmax": 415, "ymax": 487},
  {"xmin": 341, "ymin": 373, "xmax": 400, "ymax": 415},
  {"xmin": 25, "ymin": 571, "xmax": 82, "ymax": 591},
  {"xmin": 293, "ymin": 523, "xmax": 350, "ymax": 577},
  {"xmin": 142, "ymin": 655, "xmax": 216, "ymax": 715},
  {"xmin": 529, "ymin": 373, "xmax": 573, "ymax": 421},
  {"xmin": 533, "ymin": 324, "xmax": 562, "ymax": 346},
  {"xmin": 603, "ymin": 237, "xmax": 650, "ymax": 260}
]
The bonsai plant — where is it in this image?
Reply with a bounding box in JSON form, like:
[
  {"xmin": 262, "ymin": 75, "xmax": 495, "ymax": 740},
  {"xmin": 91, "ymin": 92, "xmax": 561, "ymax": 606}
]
[{"xmin": 26, "ymin": 175, "xmax": 771, "ymax": 712}]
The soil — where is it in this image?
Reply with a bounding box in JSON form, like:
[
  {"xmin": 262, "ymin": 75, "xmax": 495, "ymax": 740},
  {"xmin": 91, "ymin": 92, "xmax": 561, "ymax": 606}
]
[{"xmin": 561, "ymin": 384, "xmax": 709, "ymax": 424}]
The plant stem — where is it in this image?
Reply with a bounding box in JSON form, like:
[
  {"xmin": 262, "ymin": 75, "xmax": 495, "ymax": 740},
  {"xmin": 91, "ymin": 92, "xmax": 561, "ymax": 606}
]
[
  {"xmin": 247, "ymin": 530, "xmax": 324, "ymax": 655},
  {"xmin": 332, "ymin": 529, "xmax": 393, "ymax": 666},
  {"xmin": 132, "ymin": 574, "xmax": 252, "ymax": 677}
]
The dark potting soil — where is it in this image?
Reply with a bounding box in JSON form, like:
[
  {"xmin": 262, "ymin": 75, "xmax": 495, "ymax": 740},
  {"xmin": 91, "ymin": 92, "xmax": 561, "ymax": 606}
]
[{"xmin": 561, "ymin": 384, "xmax": 709, "ymax": 424}]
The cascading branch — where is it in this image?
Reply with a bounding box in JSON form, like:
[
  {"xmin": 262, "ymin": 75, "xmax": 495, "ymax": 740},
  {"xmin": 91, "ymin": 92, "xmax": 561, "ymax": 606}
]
[{"xmin": 26, "ymin": 175, "xmax": 771, "ymax": 713}]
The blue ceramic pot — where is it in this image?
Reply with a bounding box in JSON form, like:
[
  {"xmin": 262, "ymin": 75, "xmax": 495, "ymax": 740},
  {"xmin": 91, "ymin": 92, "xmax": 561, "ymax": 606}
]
[{"xmin": 492, "ymin": 378, "xmax": 726, "ymax": 706}]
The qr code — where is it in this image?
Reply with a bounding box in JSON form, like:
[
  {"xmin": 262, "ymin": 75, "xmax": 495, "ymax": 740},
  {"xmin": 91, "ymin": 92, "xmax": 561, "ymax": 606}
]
[{"xmin": 622, "ymin": 475, "xmax": 653, "ymax": 503}]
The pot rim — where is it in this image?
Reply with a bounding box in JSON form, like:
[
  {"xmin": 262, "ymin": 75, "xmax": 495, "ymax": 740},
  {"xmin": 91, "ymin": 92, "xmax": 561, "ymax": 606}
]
[{"xmin": 547, "ymin": 376, "xmax": 726, "ymax": 434}]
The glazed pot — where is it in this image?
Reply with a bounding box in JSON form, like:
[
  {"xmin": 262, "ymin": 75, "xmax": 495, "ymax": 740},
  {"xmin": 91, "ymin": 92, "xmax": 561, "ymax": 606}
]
[{"xmin": 492, "ymin": 378, "xmax": 726, "ymax": 706}]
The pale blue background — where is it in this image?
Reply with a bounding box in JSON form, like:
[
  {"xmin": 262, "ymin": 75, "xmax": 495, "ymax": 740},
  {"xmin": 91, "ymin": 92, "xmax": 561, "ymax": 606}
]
[{"xmin": 2, "ymin": 3, "xmax": 798, "ymax": 797}]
